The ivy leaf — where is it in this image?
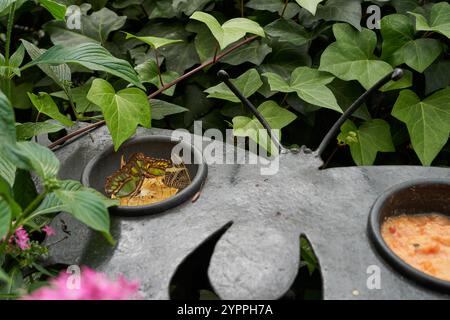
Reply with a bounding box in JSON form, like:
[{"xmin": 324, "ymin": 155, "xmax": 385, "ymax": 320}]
[
  {"xmin": 265, "ymin": 19, "xmax": 310, "ymax": 46},
  {"xmin": 124, "ymin": 33, "xmax": 183, "ymax": 49},
  {"xmin": 409, "ymin": 2, "xmax": 450, "ymax": 39},
  {"xmin": 315, "ymin": 0, "xmax": 362, "ymax": 31},
  {"xmin": 10, "ymin": 141, "xmax": 60, "ymax": 180},
  {"xmin": 233, "ymin": 100, "xmax": 296, "ymax": 152},
  {"xmin": 21, "ymin": 40, "xmax": 71, "ymax": 91},
  {"xmin": 205, "ymin": 69, "xmax": 262, "ymax": 103},
  {"xmin": 246, "ymin": 0, "xmax": 300, "ymax": 19},
  {"xmin": 37, "ymin": 0, "xmax": 66, "ymax": 20},
  {"xmin": 338, "ymin": 119, "xmax": 395, "ymax": 166},
  {"xmin": 392, "ymin": 89, "xmax": 450, "ymax": 166},
  {"xmin": 263, "ymin": 67, "xmax": 342, "ymax": 112},
  {"xmin": 295, "ymin": 0, "xmax": 324, "ymax": 15},
  {"xmin": 220, "ymin": 40, "xmax": 272, "ymax": 66},
  {"xmin": 381, "ymin": 14, "xmax": 442, "ymax": 73},
  {"xmin": 135, "ymin": 60, "xmax": 179, "ymax": 96},
  {"xmin": 173, "ymin": 0, "xmax": 211, "ymax": 16},
  {"xmin": 87, "ymin": 79, "xmax": 151, "ymax": 151},
  {"xmin": 44, "ymin": 7, "xmax": 126, "ymax": 46},
  {"xmin": 380, "ymin": 70, "xmax": 413, "ymax": 92},
  {"xmin": 150, "ymin": 99, "xmax": 188, "ymax": 120},
  {"xmin": 16, "ymin": 121, "xmax": 64, "ymax": 141},
  {"xmin": 28, "ymin": 92, "xmax": 74, "ymax": 127},
  {"xmin": 319, "ymin": 23, "xmax": 393, "ymax": 90},
  {"xmin": 23, "ymin": 43, "xmax": 143, "ymax": 89},
  {"xmin": 190, "ymin": 11, "xmax": 265, "ymax": 50},
  {"xmin": 424, "ymin": 60, "xmax": 450, "ymax": 95}
]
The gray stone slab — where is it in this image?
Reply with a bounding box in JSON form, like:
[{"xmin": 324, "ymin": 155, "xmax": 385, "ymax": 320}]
[{"xmin": 44, "ymin": 125, "xmax": 450, "ymax": 300}]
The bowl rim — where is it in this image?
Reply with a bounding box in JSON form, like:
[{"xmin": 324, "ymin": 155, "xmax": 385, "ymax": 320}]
[
  {"xmin": 368, "ymin": 178, "xmax": 450, "ymax": 293},
  {"xmin": 81, "ymin": 135, "xmax": 208, "ymax": 215}
]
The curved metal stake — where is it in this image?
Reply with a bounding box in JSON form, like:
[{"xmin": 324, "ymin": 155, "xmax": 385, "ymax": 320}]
[
  {"xmin": 316, "ymin": 68, "xmax": 404, "ymax": 158},
  {"xmin": 217, "ymin": 70, "xmax": 285, "ymax": 153}
]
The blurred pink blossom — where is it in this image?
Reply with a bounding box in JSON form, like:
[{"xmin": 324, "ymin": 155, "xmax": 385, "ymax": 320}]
[
  {"xmin": 42, "ymin": 225, "xmax": 55, "ymax": 236},
  {"xmin": 15, "ymin": 227, "xmax": 30, "ymax": 250},
  {"xmin": 23, "ymin": 267, "xmax": 141, "ymax": 300}
]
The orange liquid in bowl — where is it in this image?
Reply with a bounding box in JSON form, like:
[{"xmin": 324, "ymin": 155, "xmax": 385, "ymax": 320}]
[{"xmin": 381, "ymin": 214, "xmax": 450, "ymax": 282}]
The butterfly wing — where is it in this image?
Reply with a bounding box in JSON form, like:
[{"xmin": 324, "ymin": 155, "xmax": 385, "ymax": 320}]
[{"xmin": 142, "ymin": 157, "xmax": 172, "ymax": 177}]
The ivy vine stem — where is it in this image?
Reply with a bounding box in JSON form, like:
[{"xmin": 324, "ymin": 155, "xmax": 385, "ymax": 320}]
[{"xmin": 48, "ymin": 35, "xmax": 259, "ymax": 150}]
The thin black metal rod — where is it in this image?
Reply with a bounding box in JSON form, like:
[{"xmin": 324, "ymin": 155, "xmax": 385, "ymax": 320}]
[
  {"xmin": 217, "ymin": 70, "xmax": 284, "ymax": 152},
  {"xmin": 316, "ymin": 68, "xmax": 404, "ymax": 157}
]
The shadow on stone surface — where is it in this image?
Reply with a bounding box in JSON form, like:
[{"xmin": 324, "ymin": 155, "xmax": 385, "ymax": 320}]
[
  {"xmin": 170, "ymin": 222, "xmax": 233, "ymax": 300},
  {"xmin": 281, "ymin": 235, "xmax": 322, "ymax": 300}
]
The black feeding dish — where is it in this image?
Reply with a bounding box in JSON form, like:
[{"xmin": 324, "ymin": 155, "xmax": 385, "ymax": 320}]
[
  {"xmin": 369, "ymin": 180, "xmax": 450, "ymax": 292},
  {"xmin": 81, "ymin": 135, "xmax": 207, "ymax": 216}
]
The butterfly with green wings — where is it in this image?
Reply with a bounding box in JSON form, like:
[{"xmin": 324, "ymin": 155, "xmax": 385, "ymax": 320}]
[{"xmin": 105, "ymin": 153, "xmax": 173, "ymax": 198}]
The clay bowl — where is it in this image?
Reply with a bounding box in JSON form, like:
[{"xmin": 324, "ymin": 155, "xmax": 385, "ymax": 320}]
[
  {"xmin": 82, "ymin": 135, "xmax": 207, "ymax": 216},
  {"xmin": 368, "ymin": 179, "xmax": 450, "ymax": 292}
]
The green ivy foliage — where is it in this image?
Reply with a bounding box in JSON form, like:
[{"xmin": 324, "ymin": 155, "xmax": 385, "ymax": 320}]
[{"xmin": 1, "ymin": 0, "xmax": 449, "ymax": 167}]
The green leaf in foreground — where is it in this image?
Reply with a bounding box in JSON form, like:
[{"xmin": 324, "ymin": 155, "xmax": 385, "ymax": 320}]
[
  {"xmin": 190, "ymin": 11, "xmax": 265, "ymax": 50},
  {"xmin": 150, "ymin": 99, "xmax": 188, "ymax": 120},
  {"xmin": 54, "ymin": 189, "xmax": 110, "ymax": 235},
  {"xmin": 21, "ymin": 40, "xmax": 71, "ymax": 91},
  {"xmin": 0, "ymin": 196, "xmax": 12, "ymax": 240},
  {"xmin": 205, "ymin": 69, "xmax": 262, "ymax": 103},
  {"xmin": 232, "ymin": 100, "xmax": 296, "ymax": 152},
  {"xmin": 381, "ymin": 14, "xmax": 442, "ymax": 73},
  {"xmin": 10, "ymin": 141, "xmax": 60, "ymax": 181},
  {"xmin": 392, "ymin": 89, "xmax": 450, "ymax": 166},
  {"xmin": 16, "ymin": 121, "xmax": 64, "ymax": 140},
  {"xmin": 135, "ymin": 60, "xmax": 179, "ymax": 96},
  {"xmin": 28, "ymin": 92, "xmax": 74, "ymax": 127},
  {"xmin": 124, "ymin": 33, "xmax": 182, "ymax": 49},
  {"xmin": 22, "ymin": 43, "xmax": 143, "ymax": 89},
  {"xmin": 295, "ymin": 0, "xmax": 324, "ymax": 15},
  {"xmin": 264, "ymin": 19, "xmax": 310, "ymax": 47},
  {"xmin": 0, "ymin": 89, "xmax": 18, "ymax": 186},
  {"xmin": 37, "ymin": 0, "xmax": 66, "ymax": 20},
  {"xmin": 319, "ymin": 23, "xmax": 393, "ymax": 90},
  {"xmin": 0, "ymin": 90, "xmax": 16, "ymax": 146},
  {"xmin": 409, "ymin": 2, "xmax": 450, "ymax": 40},
  {"xmin": 87, "ymin": 79, "xmax": 151, "ymax": 150},
  {"xmin": 264, "ymin": 67, "xmax": 342, "ymax": 112},
  {"xmin": 338, "ymin": 119, "xmax": 395, "ymax": 166}
]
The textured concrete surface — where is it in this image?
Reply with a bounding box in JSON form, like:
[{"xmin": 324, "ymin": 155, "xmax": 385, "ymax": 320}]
[{"xmin": 45, "ymin": 125, "xmax": 450, "ymax": 300}]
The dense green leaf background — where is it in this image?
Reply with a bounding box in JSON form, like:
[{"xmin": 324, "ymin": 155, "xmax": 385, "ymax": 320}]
[{"xmin": 1, "ymin": 0, "xmax": 449, "ymax": 167}]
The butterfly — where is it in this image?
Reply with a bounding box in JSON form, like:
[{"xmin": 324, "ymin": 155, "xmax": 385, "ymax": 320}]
[
  {"xmin": 163, "ymin": 164, "xmax": 191, "ymax": 190},
  {"xmin": 105, "ymin": 153, "xmax": 172, "ymax": 198}
]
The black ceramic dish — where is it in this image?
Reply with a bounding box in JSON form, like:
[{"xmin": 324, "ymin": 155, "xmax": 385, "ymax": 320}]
[
  {"xmin": 82, "ymin": 135, "xmax": 207, "ymax": 216},
  {"xmin": 368, "ymin": 179, "xmax": 450, "ymax": 292}
]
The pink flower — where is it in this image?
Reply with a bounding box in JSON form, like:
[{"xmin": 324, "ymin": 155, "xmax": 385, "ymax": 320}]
[
  {"xmin": 23, "ymin": 267, "xmax": 141, "ymax": 300},
  {"xmin": 15, "ymin": 227, "xmax": 30, "ymax": 250},
  {"xmin": 42, "ymin": 225, "xmax": 55, "ymax": 236}
]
